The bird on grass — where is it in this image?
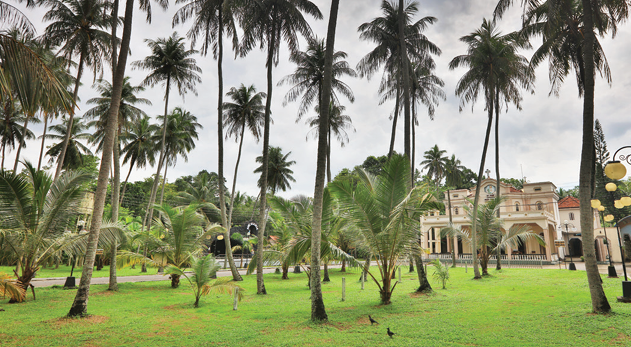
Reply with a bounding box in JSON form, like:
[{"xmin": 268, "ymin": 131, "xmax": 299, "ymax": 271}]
[
  {"xmin": 387, "ymin": 327, "xmax": 395, "ymax": 338},
  {"xmin": 368, "ymin": 315, "xmax": 378, "ymax": 325}
]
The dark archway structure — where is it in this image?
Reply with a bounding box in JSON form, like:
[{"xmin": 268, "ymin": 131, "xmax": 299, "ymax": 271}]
[
  {"xmin": 207, "ymin": 221, "xmax": 259, "ymax": 257},
  {"xmin": 569, "ymin": 238, "xmax": 583, "ymax": 257}
]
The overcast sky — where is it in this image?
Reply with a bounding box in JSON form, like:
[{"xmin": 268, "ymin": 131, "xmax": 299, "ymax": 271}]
[{"xmin": 9, "ymin": 0, "xmax": 631, "ymax": 200}]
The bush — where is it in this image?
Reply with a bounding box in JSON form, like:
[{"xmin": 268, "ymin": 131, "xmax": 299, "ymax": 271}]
[{"xmin": 431, "ymin": 259, "xmax": 450, "ymax": 289}]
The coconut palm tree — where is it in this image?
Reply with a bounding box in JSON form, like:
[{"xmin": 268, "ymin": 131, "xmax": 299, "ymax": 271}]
[
  {"xmin": 44, "ymin": 117, "xmax": 93, "ymax": 171},
  {"xmin": 420, "ymin": 145, "xmax": 447, "ymax": 184},
  {"xmin": 357, "ymin": 0, "xmax": 440, "ymax": 159},
  {"xmin": 172, "ymin": 0, "xmax": 242, "ymax": 281},
  {"xmin": 278, "ymin": 37, "xmax": 356, "ymax": 121},
  {"xmin": 131, "ymin": 32, "xmax": 201, "ymax": 236},
  {"xmin": 0, "ymin": 104, "xmax": 35, "ymax": 170},
  {"xmin": 254, "ymin": 146, "xmax": 296, "ymax": 195},
  {"xmin": 238, "ymin": 0, "xmax": 322, "ymax": 295},
  {"xmin": 41, "ymin": 0, "xmax": 113, "ymax": 179},
  {"xmin": 306, "ymin": 102, "xmax": 355, "ymax": 183},
  {"xmin": 165, "ymin": 254, "xmax": 244, "ymax": 308},
  {"xmin": 0, "ymin": 162, "xmax": 120, "ymax": 301},
  {"xmin": 223, "ymin": 84, "xmax": 266, "ymax": 231},
  {"xmin": 177, "ymin": 171, "xmax": 221, "ymax": 224},
  {"xmin": 444, "ymin": 154, "xmax": 464, "ymax": 267},
  {"xmin": 119, "ymin": 116, "xmax": 158, "ymax": 204},
  {"xmin": 329, "ymin": 154, "xmax": 439, "ymax": 305}
]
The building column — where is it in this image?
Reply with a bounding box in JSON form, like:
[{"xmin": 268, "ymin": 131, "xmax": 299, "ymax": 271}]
[
  {"xmin": 506, "ymin": 245, "xmax": 512, "ymax": 260},
  {"xmin": 453, "ymin": 236, "xmax": 459, "ymax": 258},
  {"xmin": 543, "ymin": 226, "xmax": 552, "ymax": 261}
]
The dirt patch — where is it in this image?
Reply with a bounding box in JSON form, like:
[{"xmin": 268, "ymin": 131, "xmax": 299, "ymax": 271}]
[
  {"xmin": 91, "ymin": 290, "xmax": 115, "ymax": 297},
  {"xmin": 610, "ymin": 332, "xmax": 631, "ymax": 343},
  {"xmin": 324, "ymin": 321, "xmax": 352, "ymax": 331},
  {"xmin": 51, "ymin": 315, "xmax": 109, "ymax": 327},
  {"xmin": 409, "ymin": 291, "xmax": 430, "ymax": 298}
]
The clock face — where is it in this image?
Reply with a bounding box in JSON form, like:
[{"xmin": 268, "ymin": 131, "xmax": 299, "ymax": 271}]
[{"xmin": 484, "ymin": 185, "xmax": 496, "ymax": 194}]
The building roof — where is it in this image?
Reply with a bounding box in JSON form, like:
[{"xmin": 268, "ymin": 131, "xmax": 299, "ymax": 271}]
[{"xmin": 558, "ymin": 196, "xmax": 580, "ymax": 209}]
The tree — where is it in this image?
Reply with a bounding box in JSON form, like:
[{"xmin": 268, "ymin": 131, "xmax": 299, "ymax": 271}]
[
  {"xmin": 44, "ymin": 117, "xmax": 93, "ymax": 171},
  {"xmin": 165, "ymin": 254, "xmax": 244, "ymax": 308},
  {"xmin": 0, "ymin": 162, "xmax": 119, "ymax": 301},
  {"xmin": 120, "ymin": 116, "xmax": 158, "ymax": 204},
  {"xmin": 132, "ymin": 32, "xmax": 201, "ymax": 238},
  {"xmin": 444, "ymin": 154, "xmax": 464, "ymax": 267},
  {"xmin": 329, "ymin": 155, "xmax": 439, "ymax": 304},
  {"xmin": 420, "ymin": 144, "xmax": 447, "ymax": 184},
  {"xmin": 494, "ymin": 0, "xmax": 629, "ymax": 313},
  {"xmin": 223, "ymin": 84, "xmax": 266, "ymax": 231},
  {"xmin": 41, "ymin": 0, "xmax": 113, "ymax": 179},
  {"xmin": 239, "ymin": 0, "xmax": 322, "ymax": 295},
  {"xmin": 0, "ymin": 106, "xmax": 35, "ymax": 170},
  {"xmin": 173, "ymin": 0, "xmax": 242, "ymax": 282},
  {"xmin": 254, "ymin": 147, "xmax": 296, "ymax": 195},
  {"xmin": 356, "ymin": 0, "xmax": 440, "ymax": 159}
]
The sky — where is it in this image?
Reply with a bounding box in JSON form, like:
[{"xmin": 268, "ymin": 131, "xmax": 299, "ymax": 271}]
[{"xmin": 8, "ymin": 0, "xmax": 631, "ymax": 200}]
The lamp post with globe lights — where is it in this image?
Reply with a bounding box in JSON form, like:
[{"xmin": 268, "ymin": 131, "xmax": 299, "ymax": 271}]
[
  {"xmin": 558, "ymin": 220, "xmax": 577, "ymax": 270},
  {"xmin": 591, "ymin": 198, "xmax": 617, "ymax": 277}
]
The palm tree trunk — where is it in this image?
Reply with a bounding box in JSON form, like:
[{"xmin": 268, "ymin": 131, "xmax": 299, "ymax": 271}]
[
  {"xmin": 470, "ymin": 94, "xmax": 494, "ymax": 280},
  {"xmin": 494, "ymin": 87, "xmax": 502, "ymax": 271},
  {"xmin": 309, "ymin": 0, "xmax": 339, "ymax": 322},
  {"xmin": 579, "ymin": 0, "xmax": 610, "ymax": 313},
  {"xmin": 143, "ymin": 76, "xmax": 170, "ymax": 233},
  {"xmin": 227, "ymin": 124, "xmax": 246, "ymax": 231},
  {"xmin": 38, "ymin": 115, "xmax": 48, "ymax": 171},
  {"xmin": 1, "ymin": 143, "xmax": 5, "ymax": 169},
  {"xmin": 13, "ymin": 117, "xmax": 29, "ymax": 172},
  {"xmin": 326, "ymin": 128, "xmax": 331, "ymax": 183},
  {"xmin": 159, "ymin": 162, "xmax": 168, "ymax": 204},
  {"xmin": 55, "ymin": 54, "xmax": 84, "ymax": 180},
  {"xmin": 256, "ymin": 15, "xmax": 278, "ymax": 296},
  {"xmin": 109, "ymin": 132, "xmax": 121, "ymax": 291},
  {"xmin": 411, "ymin": 101, "xmax": 416, "ymax": 180},
  {"xmin": 398, "ymin": 0, "xmax": 412, "ymax": 187},
  {"xmin": 67, "ymin": 0, "xmax": 134, "ymax": 318},
  {"xmin": 216, "ymin": 6, "xmax": 242, "ymax": 282},
  {"xmin": 119, "ymin": 158, "xmax": 136, "ymax": 205},
  {"xmin": 415, "ymin": 250, "xmax": 432, "ymax": 293},
  {"xmin": 388, "ymin": 84, "xmax": 400, "ymax": 158}
]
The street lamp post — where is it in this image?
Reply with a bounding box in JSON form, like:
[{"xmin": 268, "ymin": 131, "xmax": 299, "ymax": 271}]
[
  {"xmin": 596, "ymin": 205, "xmax": 617, "ymax": 277},
  {"xmin": 559, "ymin": 220, "xmax": 577, "ymax": 270}
]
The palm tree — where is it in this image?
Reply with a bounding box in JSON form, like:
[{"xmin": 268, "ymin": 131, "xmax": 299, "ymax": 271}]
[
  {"xmin": 156, "ymin": 107, "xmax": 202, "ymax": 204},
  {"xmin": 444, "ymin": 154, "xmax": 464, "ymax": 267},
  {"xmin": 0, "ymin": 162, "xmax": 119, "ymax": 301},
  {"xmin": 329, "ymin": 154, "xmax": 439, "ymax": 304},
  {"xmin": 223, "ymin": 84, "xmax": 266, "ymax": 230},
  {"xmin": 254, "ymin": 146, "xmax": 296, "ymax": 195},
  {"xmin": 177, "ymin": 171, "xmax": 221, "ymax": 224},
  {"xmin": 131, "ymin": 32, "xmax": 201, "ymax": 236},
  {"xmin": 165, "ymin": 254, "xmax": 244, "ymax": 308},
  {"xmin": 0, "ymin": 104, "xmax": 35, "ymax": 169},
  {"xmin": 420, "ymin": 144, "xmax": 447, "ymax": 184},
  {"xmin": 278, "ymin": 37, "xmax": 356, "ymax": 121},
  {"xmin": 238, "ymin": 0, "xmax": 322, "ymax": 295},
  {"xmin": 357, "ymin": 0, "xmax": 440, "ymax": 159},
  {"xmin": 172, "ymin": 0, "xmax": 242, "ymax": 281},
  {"xmin": 494, "ymin": 0, "xmax": 628, "ymax": 313},
  {"xmin": 306, "ymin": 102, "xmax": 355, "ymax": 183},
  {"xmin": 119, "ymin": 116, "xmax": 158, "ymax": 204},
  {"xmin": 44, "ymin": 117, "xmax": 93, "ymax": 171},
  {"xmin": 41, "ymin": 0, "xmax": 113, "ymax": 179}
]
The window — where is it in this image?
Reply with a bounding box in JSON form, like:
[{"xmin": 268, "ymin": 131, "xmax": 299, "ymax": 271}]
[
  {"xmin": 569, "ymin": 212, "xmax": 575, "ymax": 220},
  {"xmin": 453, "ymin": 194, "xmax": 459, "ymax": 198},
  {"xmin": 534, "ymin": 187, "xmax": 542, "ymax": 192},
  {"xmin": 515, "ymin": 202, "xmax": 520, "ymax": 212},
  {"xmin": 536, "ymin": 201, "xmax": 544, "ymax": 210},
  {"xmin": 454, "ymin": 207, "xmax": 459, "ymax": 215}
]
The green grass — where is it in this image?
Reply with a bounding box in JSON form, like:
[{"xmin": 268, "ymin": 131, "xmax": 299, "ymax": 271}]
[
  {"xmin": 1, "ymin": 267, "xmax": 630, "ymax": 346},
  {"xmin": 0, "ymin": 265, "xmax": 161, "ymax": 278}
]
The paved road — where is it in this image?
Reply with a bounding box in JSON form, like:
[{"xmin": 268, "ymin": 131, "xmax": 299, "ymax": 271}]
[{"xmin": 30, "ymin": 262, "xmax": 629, "ymax": 288}]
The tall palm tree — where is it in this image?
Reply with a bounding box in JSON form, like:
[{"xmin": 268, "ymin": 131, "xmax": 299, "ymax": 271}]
[
  {"xmin": 357, "ymin": 0, "xmax": 440, "ymax": 159},
  {"xmin": 238, "ymin": 0, "xmax": 322, "ymax": 295},
  {"xmin": 223, "ymin": 84, "xmax": 266, "ymax": 231},
  {"xmin": 41, "ymin": 0, "xmax": 113, "ymax": 179},
  {"xmin": 278, "ymin": 37, "xmax": 356, "ymax": 121},
  {"xmin": 420, "ymin": 144, "xmax": 447, "ymax": 184},
  {"xmin": 0, "ymin": 103, "xmax": 35, "ymax": 169},
  {"xmin": 172, "ymin": 0, "xmax": 242, "ymax": 281},
  {"xmin": 494, "ymin": 0, "xmax": 628, "ymax": 313},
  {"xmin": 444, "ymin": 154, "xmax": 464, "ymax": 267},
  {"xmin": 254, "ymin": 146, "xmax": 296, "ymax": 195},
  {"xmin": 305, "ymin": 102, "xmax": 355, "ymax": 182},
  {"xmin": 448, "ymin": 19, "xmax": 519, "ymax": 279},
  {"xmin": 119, "ymin": 116, "xmax": 158, "ymax": 204},
  {"xmin": 131, "ymin": 32, "xmax": 201, "ymax": 236},
  {"xmin": 44, "ymin": 117, "xmax": 93, "ymax": 171}
]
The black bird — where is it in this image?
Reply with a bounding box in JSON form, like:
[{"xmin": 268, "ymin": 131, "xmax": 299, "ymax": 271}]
[
  {"xmin": 369, "ymin": 315, "xmax": 378, "ymax": 325},
  {"xmin": 387, "ymin": 327, "xmax": 395, "ymax": 338}
]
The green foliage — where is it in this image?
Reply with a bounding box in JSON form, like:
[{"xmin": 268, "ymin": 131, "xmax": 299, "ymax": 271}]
[
  {"xmin": 500, "ymin": 177, "xmax": 524, "ymax": 190},
  {"xmin": 430, "ymin": 259, "xmax": 450, "ymax": 289}
]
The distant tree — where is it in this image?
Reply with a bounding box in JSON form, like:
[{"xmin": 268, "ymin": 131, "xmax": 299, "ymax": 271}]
[
  {"xmin": 254, "ymin": 147, "xmax": 297, "ymax": 195},
  {"xmin": 500, "ymin": 177, "xmax": 525, "ymax": 190}
]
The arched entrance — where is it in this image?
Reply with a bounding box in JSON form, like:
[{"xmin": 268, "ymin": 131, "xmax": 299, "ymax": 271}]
[{"xmin": 568, "ymin": 238, "xmax": 583, "ymax": 257}]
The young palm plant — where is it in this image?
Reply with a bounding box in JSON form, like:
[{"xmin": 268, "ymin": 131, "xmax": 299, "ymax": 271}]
[
  {"xmin": 165, "ymin": 254, "xmax": 244, "ymax": 308},
  {"xmin": 329, "ymin": 154, "xmax": 438, "ymax": 304}
]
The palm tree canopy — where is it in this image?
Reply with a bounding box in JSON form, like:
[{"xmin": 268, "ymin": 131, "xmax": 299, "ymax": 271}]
[
  {"xmin": 120, "ymin": 115, "xmax": 158, "ymax": 169},
  {"xmin": 444, "ymin": 154, "xmax": 465, "ymax": 189},
  {"xmin": 0, "ymin": 104, "xmax": 36, "ymax": 152},
  {"xmin": 254, "ymin": 146, "xmax": 296, "ymax": 194},
  {"xmin": 420, "ymin": 144, "xmax": 447, "ymax": 184},
  {"xmin": 155, "ymin": 107, "xmax": 202, "ymax": 166},
  {"xmin": 44, "ymin": 116, "xmax": 93, "ymax": 170},
  {"xmin": 278, "ymin": 38, "xmax": 356, "ymax": 120},
  {"xmin": 131, "ymin": 32, "xmax": 202, "ymax": 99},
  {"xmin": 305, "ymin": 102, "xmax": 355, "ymax": 146},
  {"xmin": 223, "ymin": 84, "xmax": 267, "ymax": 143}
]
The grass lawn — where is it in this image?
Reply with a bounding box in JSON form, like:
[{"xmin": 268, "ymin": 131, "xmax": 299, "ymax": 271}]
[
  {"xmin": 0, "ymin": 265, "xmax": 161, "ymax": 278},
  {"xmin": 1, "ymin": 266, "xmax": 630, "ymax": 346}
]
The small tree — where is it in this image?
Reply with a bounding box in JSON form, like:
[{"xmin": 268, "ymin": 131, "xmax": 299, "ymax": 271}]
[
  {"xmin": 430, "ymin": 259, "xmax": 449, "ymax": 289},
  {"xmin": 0, "ymin": 272, "xmax": 25, "ymax": 302},
  {"xmin": 165, "ymin": 254, "xmax": 244, "ymax": 308}
]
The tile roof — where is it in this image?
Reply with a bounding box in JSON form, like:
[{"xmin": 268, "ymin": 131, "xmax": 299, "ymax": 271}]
[{"xmin": 558, "ymin": 196, "xmax": 580, "ymax": 209}]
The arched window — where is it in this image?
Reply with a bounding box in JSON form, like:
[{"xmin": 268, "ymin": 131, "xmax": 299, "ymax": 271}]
[
  {"xmin": 515, "ymin": 202, "xmax": 520, "ymax": 212},
  {"xmin": 569, "ymin": 212, "xmax": 575, "ymax": 220},
  {"xmin": 454, "ymin": 207, "xmax": 459, "ymax": 215},
  {"xmin": 536, "ymin": 201, "xmax": 544, "ymax": 210}
]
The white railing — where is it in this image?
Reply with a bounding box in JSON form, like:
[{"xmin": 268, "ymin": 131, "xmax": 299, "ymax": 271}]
[{"xmin": 511, "ymin": 254, "xmax": 547, "ymax": 261}]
